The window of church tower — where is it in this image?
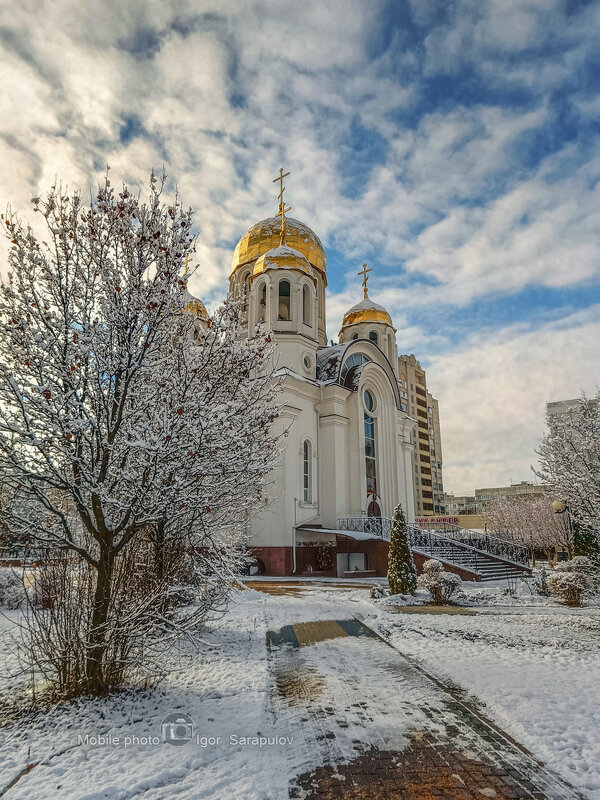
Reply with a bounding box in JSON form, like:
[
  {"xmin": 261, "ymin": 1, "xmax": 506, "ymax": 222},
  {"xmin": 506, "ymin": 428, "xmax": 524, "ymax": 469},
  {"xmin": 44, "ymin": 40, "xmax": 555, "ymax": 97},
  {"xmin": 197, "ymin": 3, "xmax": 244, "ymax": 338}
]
[
  {"xmin": 242, "ymin": 270, "xmax": 251, "ymax": 304},
  {"xmin": 302, "ymin": 284, "xmax": 311, "ymax": 326},
  {"xmin": 302, "ymin": 439, "xmax": 312, "ymax": 502},
  {"xmin": 258, "ymin": 283, "xmax": 266, "ymax": 322},
  {"xmin": 369, "ymin": 331, "xmax": 378, "ymax": 345},
  {"xmin": 278, "ymin": 279, "xmax": 291, "ymax": 320},
  {"xmin": 364, "ymin": 390, "xmax": 378, "ymax": 500}
]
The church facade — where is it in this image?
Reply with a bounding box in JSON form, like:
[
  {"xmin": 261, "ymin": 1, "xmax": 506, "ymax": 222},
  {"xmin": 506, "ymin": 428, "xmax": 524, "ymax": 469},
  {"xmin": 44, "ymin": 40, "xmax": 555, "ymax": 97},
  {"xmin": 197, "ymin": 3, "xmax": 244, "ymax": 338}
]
[{"xmin": 218, "ymin": 194, "xmax": 417, "ymax": 578}]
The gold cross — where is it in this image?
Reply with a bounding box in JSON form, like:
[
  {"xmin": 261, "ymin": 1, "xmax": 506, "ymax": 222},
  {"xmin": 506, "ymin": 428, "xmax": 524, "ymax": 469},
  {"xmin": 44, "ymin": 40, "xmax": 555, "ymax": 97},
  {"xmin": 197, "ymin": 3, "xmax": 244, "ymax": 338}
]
[
  {"xmin": 183, "ymin": 253, "xmax": 192, "ymax": 275},
  {"xmin": 273, "ymin": 167, "xmax": 291, "ymax": 245},
  {"xmin": 358, "ymin": 263, "xmax": 372, "ymax": 298}
]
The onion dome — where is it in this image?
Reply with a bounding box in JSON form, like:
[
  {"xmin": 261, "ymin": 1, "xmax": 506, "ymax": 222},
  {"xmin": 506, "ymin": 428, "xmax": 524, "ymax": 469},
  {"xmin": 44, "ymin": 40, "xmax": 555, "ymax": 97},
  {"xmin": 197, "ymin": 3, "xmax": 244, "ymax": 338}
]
[
  {"xmin": 230, "ymin": 216, "xmax": 326, "ymax": 279},
  {"xmin": 340, "ymin": 293, "xmax": 393, "ymax": 330},
  {"xmin": 253, "ymin": 244, "xmax": 312, "ymax": 278},
  {"xmin": 180, "ymin": 289, "xmax": 209, "ymax": 322}
]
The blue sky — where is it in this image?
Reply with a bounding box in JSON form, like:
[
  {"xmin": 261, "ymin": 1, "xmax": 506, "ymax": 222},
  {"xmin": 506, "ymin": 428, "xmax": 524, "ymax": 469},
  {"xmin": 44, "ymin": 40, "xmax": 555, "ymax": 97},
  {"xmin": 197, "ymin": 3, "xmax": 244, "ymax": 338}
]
[{"xmin": 0, "ymin": 0, "xmax": 599, "ymax": 493}]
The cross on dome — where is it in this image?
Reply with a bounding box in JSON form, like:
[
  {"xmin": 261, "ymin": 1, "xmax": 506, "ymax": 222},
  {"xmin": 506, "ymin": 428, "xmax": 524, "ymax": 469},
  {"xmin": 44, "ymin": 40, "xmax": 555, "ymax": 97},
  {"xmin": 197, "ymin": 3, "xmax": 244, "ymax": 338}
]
[
  {"xmin": 358, "ymin": 263, "xmax": 373, "ymax": 298},
  {"xmin": 273, "ymin": 167, "xmax": 291, "ymax": 246}
]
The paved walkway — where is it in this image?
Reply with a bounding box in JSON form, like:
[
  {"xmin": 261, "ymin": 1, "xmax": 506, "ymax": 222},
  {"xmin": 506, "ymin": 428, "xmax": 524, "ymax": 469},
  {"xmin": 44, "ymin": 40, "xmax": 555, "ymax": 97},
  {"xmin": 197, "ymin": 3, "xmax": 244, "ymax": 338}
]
[{"xmin": 266, "ymin": 606, "xmax": 583, "ymax": 800}]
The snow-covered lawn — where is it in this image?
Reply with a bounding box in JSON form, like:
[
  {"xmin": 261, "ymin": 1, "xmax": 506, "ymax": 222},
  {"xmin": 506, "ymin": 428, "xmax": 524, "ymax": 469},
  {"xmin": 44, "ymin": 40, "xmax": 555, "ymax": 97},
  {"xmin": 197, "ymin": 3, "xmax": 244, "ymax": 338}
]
[
  {"xmin": 362, "ymin": 582, "xmax": 600, "ymax": 799},
  {"xmin": 0, "ymin": 589, "xmax": 293, "ymax": 800},
  {"xmin": 1, "ymin": 579, "xmax": 599, "ymax": 799}
]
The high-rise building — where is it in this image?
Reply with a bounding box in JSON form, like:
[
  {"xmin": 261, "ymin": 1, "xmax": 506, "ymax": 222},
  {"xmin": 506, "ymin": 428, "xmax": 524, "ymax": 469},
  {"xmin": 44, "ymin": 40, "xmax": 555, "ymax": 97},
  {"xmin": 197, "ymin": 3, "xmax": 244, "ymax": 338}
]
[
  {"xmin": 397, "ymin": 354, "xmax": 444, "ymax": 516},
  {"xmin": 427, "ymin": 392, "xmax": 445, "ymax": 513},
  {"xmin": 547, "ymin": 397, "xmax": 597, "ymax": 427}
]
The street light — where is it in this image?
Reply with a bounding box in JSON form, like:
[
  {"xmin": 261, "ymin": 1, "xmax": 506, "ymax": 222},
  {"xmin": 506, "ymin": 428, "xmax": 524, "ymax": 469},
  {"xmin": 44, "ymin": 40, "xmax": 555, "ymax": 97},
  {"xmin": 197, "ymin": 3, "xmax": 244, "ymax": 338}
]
[{"xmin": 551, "ymin": 499, "xmax": 573, "ymax": 560}]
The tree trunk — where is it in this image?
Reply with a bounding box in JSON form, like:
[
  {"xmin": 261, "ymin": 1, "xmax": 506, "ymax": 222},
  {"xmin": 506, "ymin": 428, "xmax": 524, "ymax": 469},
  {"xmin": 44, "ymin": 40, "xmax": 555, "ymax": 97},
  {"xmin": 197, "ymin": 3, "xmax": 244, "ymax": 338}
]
[
  {"xmin": 86, "ymin": 542, "xmax": 114, "ymax": 693},
  {"xmin": 154, "ymin": 521, "xmax": 166, "ymax": 584}
]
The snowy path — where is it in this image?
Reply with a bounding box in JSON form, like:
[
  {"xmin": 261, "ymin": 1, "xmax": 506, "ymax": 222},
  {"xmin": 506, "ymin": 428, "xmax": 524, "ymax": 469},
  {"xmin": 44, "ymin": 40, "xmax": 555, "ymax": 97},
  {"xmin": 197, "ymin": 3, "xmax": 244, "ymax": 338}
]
[
  {"xmin": 263, "ymin": 590, "xmax": 584, "ymax": 799},
  {"xmin": 0, "ymin": 583, "xmax": 598, "ymax": 798}
]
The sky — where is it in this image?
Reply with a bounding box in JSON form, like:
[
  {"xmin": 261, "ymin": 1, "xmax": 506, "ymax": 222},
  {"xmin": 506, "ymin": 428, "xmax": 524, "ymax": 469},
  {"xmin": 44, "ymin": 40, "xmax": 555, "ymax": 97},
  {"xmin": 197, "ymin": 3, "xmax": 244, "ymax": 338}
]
[{"xmin": 0, "ymin": 0, "xmax": 599, "ymax": 494}]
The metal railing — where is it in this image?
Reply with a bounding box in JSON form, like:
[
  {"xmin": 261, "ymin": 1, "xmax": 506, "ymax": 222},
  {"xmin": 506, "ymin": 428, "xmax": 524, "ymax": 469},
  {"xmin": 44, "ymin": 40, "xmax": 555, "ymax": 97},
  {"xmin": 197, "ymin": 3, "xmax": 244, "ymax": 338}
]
[
  {"xmin": 406, "ymin": 524, "xmax": 530, "ymax": 568},
  {"xmin": 335, "ymin": 518, "xmax": 530, "ymax": 569},
  {"xmin": 337, "ymin": 517, "xmax": 392, "ymax": 541},
  {"xmin": 0, "ymin": 546, "xmax": 49, "ymax": 563}
]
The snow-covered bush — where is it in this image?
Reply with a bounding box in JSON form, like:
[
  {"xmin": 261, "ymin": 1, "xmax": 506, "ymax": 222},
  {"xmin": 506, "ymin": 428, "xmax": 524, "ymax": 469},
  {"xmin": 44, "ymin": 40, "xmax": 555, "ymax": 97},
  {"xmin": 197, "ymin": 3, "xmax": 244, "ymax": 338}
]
[
  {"xmin": 387, "ymin": 504, "xmax": 417, "ymax": 595},
  {"xmin": 417, "ymin": 559, "xmax": 462, "ymax": 605},
  {"xmin": 370, "ymin": 585, "xmax": 389, "ymax": 599},
  {"xmin": 547, "ymin": 556, "xmax": 595, "ymax": 606},
  {"xmin": 0, "ymin": 568, "xmax": 26, "ymax": 609}
]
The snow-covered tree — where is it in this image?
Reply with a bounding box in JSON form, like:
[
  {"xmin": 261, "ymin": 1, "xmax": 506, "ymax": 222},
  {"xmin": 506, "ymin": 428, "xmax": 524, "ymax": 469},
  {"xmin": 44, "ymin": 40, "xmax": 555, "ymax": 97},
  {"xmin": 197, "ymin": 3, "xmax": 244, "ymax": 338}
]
[
  {"xmin": 0, "ymin": 173, "xmax": 281, "ymax": 695},
  {"xmin": 484, "ymin": 493, "xmax": 572, "ymax": 564},
  {"xmin": 387, "ymin": 503, "xmax": 417, "ymax": 595},
  {"xmin": 535, "ymin": 393, "xmax": 600, "ymax": 555}
]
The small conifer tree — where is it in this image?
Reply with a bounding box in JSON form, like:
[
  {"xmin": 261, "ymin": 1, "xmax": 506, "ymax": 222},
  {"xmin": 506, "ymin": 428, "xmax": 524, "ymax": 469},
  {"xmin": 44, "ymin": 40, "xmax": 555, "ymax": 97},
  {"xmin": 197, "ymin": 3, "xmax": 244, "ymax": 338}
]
[{"xmin": 387, "ymin": 504, "xmax": 417, "ymax": 595}]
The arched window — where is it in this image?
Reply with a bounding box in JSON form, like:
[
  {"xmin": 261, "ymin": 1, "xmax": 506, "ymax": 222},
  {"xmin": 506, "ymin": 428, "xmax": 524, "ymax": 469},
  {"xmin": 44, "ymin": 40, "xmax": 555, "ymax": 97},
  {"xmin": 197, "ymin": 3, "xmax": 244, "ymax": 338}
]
[
  {"xmin": 258, "ymin": 283, "xmax": 267, "ymax": 322},
  {"xmin": 242, "ymin": 270, "xmax": 251, "ymax": 301},
  {"xmin": 302, "ymin": 440, "xmax": 312, "ymax": 502},
  {"xmin": 369, "ymin": 331, "xmax": 378, "ymax": 345},
  {"xmin": 340, "ymin": 352, "xmax": 371, "ymax": 383},
  {"xmin": 364, "ymin": 390, "xmax": 377, "ymax": 500},
  {"xmin": 278, "ymin": 279, "xmax": 291, "ymax": 320},
  {"xmin": 302, "ymin": 284, "xmax": 311, "ymax": 326}
]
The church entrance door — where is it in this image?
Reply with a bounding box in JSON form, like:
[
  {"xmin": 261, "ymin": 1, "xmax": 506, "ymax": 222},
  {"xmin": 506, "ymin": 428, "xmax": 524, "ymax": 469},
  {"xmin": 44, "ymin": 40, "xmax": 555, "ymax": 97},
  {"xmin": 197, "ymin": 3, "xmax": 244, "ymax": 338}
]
[{"xmin": 367, "ymin": 500, "xmax": 381, "ymax": 517}]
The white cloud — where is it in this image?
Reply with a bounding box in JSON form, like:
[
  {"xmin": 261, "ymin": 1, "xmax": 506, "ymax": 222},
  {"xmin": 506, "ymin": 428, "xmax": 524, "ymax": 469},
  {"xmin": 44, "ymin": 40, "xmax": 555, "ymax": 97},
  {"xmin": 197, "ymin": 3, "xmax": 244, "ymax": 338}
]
[
  {"xmin": 1, "ymin": 0, "xmax": 599, "ymax": 493},
  {"xmin": 426, "ymin": 307, "xmax": 600, "ymax": 494}
]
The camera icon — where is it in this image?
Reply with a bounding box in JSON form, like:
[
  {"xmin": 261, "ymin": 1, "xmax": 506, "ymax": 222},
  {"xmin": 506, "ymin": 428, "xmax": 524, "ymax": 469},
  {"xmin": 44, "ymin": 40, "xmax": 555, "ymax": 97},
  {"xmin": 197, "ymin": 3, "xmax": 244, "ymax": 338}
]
[{"xmin": 161, "ymin": 712, "xmax": 194, "ymax": 747}]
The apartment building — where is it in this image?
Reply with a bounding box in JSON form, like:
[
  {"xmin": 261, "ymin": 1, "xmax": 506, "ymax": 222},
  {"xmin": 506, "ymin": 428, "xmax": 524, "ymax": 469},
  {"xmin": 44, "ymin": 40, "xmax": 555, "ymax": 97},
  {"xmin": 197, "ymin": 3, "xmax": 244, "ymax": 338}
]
[{"xmin": 397, "ymin": 354, "xmax": 444, "ymax": 516}]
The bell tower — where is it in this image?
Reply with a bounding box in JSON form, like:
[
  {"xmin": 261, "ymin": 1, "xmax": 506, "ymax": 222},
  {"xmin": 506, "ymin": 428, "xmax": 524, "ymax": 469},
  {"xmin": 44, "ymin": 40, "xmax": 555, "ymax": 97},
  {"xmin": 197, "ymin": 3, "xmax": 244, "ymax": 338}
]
[{"xmin": 339, "ymin": 265, "xmax": 398, "ymax": 372}]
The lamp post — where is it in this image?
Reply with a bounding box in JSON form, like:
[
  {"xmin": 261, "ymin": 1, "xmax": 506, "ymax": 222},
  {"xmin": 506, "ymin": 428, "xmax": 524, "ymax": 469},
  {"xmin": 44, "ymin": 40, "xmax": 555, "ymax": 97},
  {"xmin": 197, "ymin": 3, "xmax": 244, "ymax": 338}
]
[{"xmin": 552, "ymin": 500, "xmax": 573, "ymax": 560}]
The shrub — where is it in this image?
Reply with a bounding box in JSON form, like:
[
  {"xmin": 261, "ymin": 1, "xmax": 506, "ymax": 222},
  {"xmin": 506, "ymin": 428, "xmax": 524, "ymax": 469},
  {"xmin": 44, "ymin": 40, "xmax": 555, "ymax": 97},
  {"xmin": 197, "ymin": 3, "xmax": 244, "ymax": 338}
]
[
  {"xmin": 547, "ymin": 556, "xmax": 596, "ymax": 607},
  {"xmin": 417, "ymin": 559, "xmax": 462, "ymax": 605}
]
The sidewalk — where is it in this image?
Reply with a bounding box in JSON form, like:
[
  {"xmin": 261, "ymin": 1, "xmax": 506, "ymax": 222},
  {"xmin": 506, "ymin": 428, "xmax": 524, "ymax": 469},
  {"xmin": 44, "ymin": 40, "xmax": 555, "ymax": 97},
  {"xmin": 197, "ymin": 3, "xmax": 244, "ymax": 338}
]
[{"xmin": 266, "ymin": 611, "xmax": 583, "ymax": 800}]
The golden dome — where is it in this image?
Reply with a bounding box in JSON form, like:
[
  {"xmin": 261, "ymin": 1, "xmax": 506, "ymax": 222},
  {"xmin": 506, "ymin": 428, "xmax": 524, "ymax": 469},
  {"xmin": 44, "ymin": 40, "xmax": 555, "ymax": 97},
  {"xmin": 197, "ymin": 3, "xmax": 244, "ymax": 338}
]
[
  {"xmin": 231, "ymin": 216, "xmax": 326, "ymax": 279},
  {"xmin": 340, "ymin": 294, "xmax": 393, "ymax": 331},
  {"xmin": 253, "ymin": 244, "xmax": 312, "ymax": 278},
  {"xmin": 181, "ymin": 289, "xmax": 209, "ymax": 321}
]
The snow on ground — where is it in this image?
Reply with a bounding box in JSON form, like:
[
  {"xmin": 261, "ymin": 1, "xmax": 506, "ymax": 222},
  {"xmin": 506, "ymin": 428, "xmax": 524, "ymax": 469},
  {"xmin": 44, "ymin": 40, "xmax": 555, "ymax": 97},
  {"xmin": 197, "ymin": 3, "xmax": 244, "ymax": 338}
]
[
  {"xmin": 361, "ymin": 582, "xmax": 600, "ymax": 800},
  {"xmin": 1, "ymin": 579, "xmax": 599, "ymax": 799},
  {"xmin": 0, "ymin": 589, "xmax": 293, "ymax": 800}
]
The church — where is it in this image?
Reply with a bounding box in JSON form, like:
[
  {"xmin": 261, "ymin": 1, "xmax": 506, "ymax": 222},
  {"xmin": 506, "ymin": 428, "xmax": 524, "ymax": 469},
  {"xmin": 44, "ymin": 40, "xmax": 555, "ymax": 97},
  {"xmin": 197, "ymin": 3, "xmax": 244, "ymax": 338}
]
[{"xmin": 193, "ymin": 172, "xmax": 417, "ymax": 578}]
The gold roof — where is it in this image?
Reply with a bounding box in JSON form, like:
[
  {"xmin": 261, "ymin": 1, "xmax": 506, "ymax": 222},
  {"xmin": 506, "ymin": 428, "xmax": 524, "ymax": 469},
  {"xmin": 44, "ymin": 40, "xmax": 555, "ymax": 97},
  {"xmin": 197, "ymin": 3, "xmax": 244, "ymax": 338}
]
[
  {"xmin": 253, "ymin": 245, "xmax": 312, "ymax": 278},
  {"xmin": 231, "ymin": 216, "xmax": 326, "ymax": 279},
  {"xmin": 340, "ymin": 294, "xmax": 393, "ymax": 331},
  {"xmin": 182, "ymin": 290, "xmax": 209, "ymax": 321}
]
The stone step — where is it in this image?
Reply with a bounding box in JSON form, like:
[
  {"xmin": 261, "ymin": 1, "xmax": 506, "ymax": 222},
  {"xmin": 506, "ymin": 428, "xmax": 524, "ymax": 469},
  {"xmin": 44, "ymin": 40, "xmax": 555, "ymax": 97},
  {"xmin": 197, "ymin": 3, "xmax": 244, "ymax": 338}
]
[{"xmin": 414, "ymin": 542, "xmax": 531, "ymax": 582}]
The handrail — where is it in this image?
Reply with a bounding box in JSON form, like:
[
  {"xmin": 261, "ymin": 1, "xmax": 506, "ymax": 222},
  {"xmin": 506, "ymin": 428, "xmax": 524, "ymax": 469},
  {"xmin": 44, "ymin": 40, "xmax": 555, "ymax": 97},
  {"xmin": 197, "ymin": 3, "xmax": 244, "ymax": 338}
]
[
  {"xmin": 334, "ymin": 518, "xmax": 530, "ymax": 569},
  {"xmin": 337, "ymin": 517, "xmax": 392, "ymax": 541},
  {"xmin": 406, "ymin": 525, "xmax": 530, "ymax": 568}
]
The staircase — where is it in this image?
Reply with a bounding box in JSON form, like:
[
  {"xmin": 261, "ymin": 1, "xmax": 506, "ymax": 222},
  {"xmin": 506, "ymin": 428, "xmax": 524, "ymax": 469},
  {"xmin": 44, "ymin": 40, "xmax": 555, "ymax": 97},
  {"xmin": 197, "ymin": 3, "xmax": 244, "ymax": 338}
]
[
  {"xmin": 407, "ymin": 524, "xmax": 532, "ymax": 582},
  {"xmin": 336, "ymin": 517, "xmax": 532, "ymax": 582},
  {"xmin": 409, "ymin": 539, "xmax": 530, "ymax": 581}
]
